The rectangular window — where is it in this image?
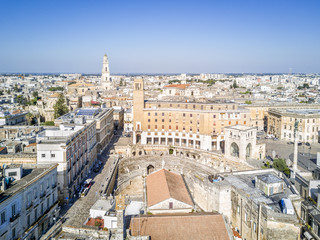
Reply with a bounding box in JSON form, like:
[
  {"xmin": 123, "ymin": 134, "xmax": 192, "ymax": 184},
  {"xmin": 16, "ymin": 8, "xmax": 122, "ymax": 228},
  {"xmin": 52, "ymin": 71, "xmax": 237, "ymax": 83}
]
[
  {"xmin": 253, "ymin": 222, "xmax": 256, "ymax": 232},
  {"xmin": 12, "ymin": 204, "xmax": 16, "ymax": 217},
  {"xmin": 51, "ymin": 154, "xmax": 55, "ymax": 158},
  {"xmin": 42, "ymin": 154, "xmax": 45, "ymax": 158},
  {"xmin": 148, "ymin": 112, "xmax": 150, "ymax": 116},
  {"xmin": 162, "ymin": 112, "xmax": 164, "ymax": 116},
  {"xmin": 176, "ymin": 126, "xmax": 178, "ymax": 130},
  {"xmin": 148, "ymin": 125, "xmax": 150, "ymax": 129},
  {"xmin": 27, "ymin": 214, "xmax": 30, "ymax": 227},
  {"xmin": 169, "ymin": 202, "xmax": 173, "ymax": 209},
  {"xmin": 169, "ymin": 125, "xmax": 171, "ymax": 129},
  {"xmin": 0, "ymin": 211, "xmax": 5, "ymax": 225},
  {"xmin": 162, "ymin": 125, "xmax": 164, "ymax": 129},
  {"xmin": 155, "ymin": 113, "xmax": 157, "ymax": 116},
  {"xmin": 148, "ymin": 119, "xmax": 150, "ymax": 122},
  {"xmin": 35, "ymin": 208, "xmax": 38, "ymax": 221},
  {"xmin": 8, "ymin": 172, "xmax": 17, "ymax": 176},
  {"xmin": 12, "ymin": 228, "xmax": 16, "ymax": 239},
  {"xmin": 183, "ymin": 113, "xmax": 185, "ymax": 117}
]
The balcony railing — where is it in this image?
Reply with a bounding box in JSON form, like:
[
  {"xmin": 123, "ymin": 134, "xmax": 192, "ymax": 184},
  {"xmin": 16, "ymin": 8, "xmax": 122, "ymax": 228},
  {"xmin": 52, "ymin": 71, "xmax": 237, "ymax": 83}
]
[
  {"xmin": 40, "ymin": 191, "xmax": 46, "ymax": 198},
  {"xmin": 26, "ymin": 202, "xmax": 33, "ymax": 210},
  {"xmin": 10, "ymin": 213, "xmax": 20, "ymax": 222}
]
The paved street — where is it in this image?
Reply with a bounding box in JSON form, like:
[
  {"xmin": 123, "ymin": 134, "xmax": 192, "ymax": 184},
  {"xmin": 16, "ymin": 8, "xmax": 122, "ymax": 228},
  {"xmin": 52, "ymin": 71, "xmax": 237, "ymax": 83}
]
[
  {"xmin": 249, "ymin": 138, "xmax": 320, "ymax": 169},
  {"xmin": 41, "ymin": 131, "xmax": 123, "ymax": 239}
]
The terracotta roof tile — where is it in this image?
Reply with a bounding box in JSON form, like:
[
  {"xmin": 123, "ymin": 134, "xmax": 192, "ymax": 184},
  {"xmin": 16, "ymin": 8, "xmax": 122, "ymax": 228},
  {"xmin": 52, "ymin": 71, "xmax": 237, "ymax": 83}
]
[
  {"xmin": 163, "ymin": 84, "xmax": 190, "ymax": 89},
  {"xmin": 146, "ymin": 169, "xmax": 193, "ymax": 207},
  {"xmin": 130, "ymin": 213, "xmax": 230, "ymax": 240},
  {"xmin": 26, "ymin": 143, "xmax": 37, "ymax": 147}
]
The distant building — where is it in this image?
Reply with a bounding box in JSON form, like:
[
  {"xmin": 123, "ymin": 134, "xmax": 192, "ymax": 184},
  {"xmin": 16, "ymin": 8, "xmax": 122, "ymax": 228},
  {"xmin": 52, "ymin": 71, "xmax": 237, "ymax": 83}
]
[
  {"xmin": 124, "ymin": 108, "xmax": 133, "ymax": 133},
  {"xmin": 268, "ymin": 108, "xmax": 320, "ymax": 143},
  {"xmin": 113, "ymin": 106, "xmax": 124, "ymax": 131},
  {"xmin": 0, "ymin": 111, "xmax": 27, "ymax": 126},
  {"xmin": 101, "ymin": 54, "xmax": 113, "ymax": 91}
]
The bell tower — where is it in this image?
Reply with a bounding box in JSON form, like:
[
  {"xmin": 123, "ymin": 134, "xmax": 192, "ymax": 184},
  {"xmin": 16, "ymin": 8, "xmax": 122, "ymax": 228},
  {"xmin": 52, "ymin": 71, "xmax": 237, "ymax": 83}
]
[
  {"xmin": 101, "ymin": 54, "xmax": 112, "ymax": 90},
  {"xmin": 133, "ymin": 77, "xmax": 144, "ymax": 144}
]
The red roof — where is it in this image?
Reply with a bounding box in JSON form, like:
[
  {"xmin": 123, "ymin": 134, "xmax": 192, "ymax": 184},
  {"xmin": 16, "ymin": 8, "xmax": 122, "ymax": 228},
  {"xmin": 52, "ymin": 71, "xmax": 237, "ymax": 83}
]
[
  {"xmin": 146, "ymin": 169, "xmax": 193, "ymax": 207},
  {"xmin": 130, "ymin": 213, "xmax": 230, "ymax": 240},
  {"xmin": 163, "ymin": 84, "xmax": 190, "ymax": 89}
]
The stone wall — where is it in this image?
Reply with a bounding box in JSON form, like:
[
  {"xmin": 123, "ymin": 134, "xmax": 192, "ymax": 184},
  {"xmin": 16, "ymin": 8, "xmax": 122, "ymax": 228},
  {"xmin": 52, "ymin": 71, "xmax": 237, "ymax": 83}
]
[{"xmin": 0, "ymin": 153, "xmax": 37, "ymax": 164}]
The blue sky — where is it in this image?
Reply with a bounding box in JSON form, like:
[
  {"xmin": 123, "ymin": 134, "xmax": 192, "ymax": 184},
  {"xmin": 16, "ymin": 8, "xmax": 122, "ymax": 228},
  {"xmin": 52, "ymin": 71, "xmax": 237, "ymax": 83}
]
[{"xmin": 0, "ymin": 0, "xmax": 319, "ymax": 73}]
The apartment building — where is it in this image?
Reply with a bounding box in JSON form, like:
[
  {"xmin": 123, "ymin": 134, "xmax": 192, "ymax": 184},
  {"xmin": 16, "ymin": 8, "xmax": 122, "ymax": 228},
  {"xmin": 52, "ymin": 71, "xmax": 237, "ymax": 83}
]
[
  {"xmin": 268, "ymin": 108, "xmax": 320, "ymax": 143},
  {"xmin": 0, "ymin": 164, "xmax": 59, "ymax": 240},
  {"xmin": 133, "ymin": 78, "xmax": 251, "ymax": 151},
  {"xmin": 54, "ymin": 108, "xmax": 114, "ymax": 154},
  {"xmin": 37, "ymin": 115, "xmax": 97, "ymax": 203}
]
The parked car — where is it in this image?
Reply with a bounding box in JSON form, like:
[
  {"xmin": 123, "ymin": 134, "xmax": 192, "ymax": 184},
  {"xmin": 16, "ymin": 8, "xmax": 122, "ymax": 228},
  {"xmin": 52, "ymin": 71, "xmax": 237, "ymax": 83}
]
[
  {"xmin": 305, "ymin": 142, "xmax": 311, "ymax": 146},
  {"xmin": 273, "ymin": 138, "xmax": 279, "ymax": 141},
  {"xmin": 287, "ymin": 141, "xmax": 294, "ymax": 145},
  {"xmin": 266, "ymin": 155, "xmax": 273, "ymax": 162},
  {"xmin": 298, "ymin": 142, "xmax": 302, "ymax": 146},
  {"xmin": 81, "ymin": 178, "xmax": 93, "ymax": 197}
]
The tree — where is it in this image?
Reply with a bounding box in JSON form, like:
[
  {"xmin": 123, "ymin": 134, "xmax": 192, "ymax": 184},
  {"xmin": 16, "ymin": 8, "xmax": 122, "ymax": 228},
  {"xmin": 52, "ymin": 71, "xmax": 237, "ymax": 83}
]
[
  {"xmin": 14, "ymin": 84, "xmax": 19, "ymax": 92},
  {"xmin": 53, "ymin": 94, "xmax": 69, "ymax": 119},
  {"xmin": 16, "ymin": 95, "xmax": 27, "ymax": 105},
  {"xmin": 273, "ymin": 158, "xmax": 290, "ymax": 176},
  {"xmin": 26, "ymin": 113, "xmax": 36, "ymax": 125},
  {"xmin": 32, "ymin": 91, "xmax": 39, "ymax": 98},
  {"xmin": 245, "ymin": 100, "xmax": 252, "ymax": 104},
  {"xmin": 232, "ymin": 80, "xmax": 238, "ymax": 89}
]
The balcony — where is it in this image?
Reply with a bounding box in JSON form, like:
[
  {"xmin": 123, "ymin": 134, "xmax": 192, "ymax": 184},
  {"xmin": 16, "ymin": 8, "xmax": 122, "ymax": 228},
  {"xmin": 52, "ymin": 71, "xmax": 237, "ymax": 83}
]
[
  {"xmin": 10, "ymin": 213, "xmax": 20, "ymax": 222},
  {"xmin": 40, "ymin": 191, "xmax": 46, "ymax": 199},
  {"xmin": 26, "ymin": 202, "xmax": 33, "ymax": 210}
]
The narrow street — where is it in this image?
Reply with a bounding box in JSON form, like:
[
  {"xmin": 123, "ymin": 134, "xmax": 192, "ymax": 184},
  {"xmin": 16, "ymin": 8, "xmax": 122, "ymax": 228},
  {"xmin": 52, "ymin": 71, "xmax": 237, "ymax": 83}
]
[{"xmin": 41, "ymin": 131, "xmax": 123, "ymax": 239}]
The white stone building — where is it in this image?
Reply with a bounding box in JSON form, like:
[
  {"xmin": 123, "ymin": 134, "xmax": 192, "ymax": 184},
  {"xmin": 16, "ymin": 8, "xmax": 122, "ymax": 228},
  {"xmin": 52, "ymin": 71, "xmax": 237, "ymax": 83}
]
[
  {"xmin": 37, "ymin": 117, "xmax": 97, "ymax": 203},
  {"xmin": 0, "ymin": 164, "xmax": 59, "ymax": 240}
]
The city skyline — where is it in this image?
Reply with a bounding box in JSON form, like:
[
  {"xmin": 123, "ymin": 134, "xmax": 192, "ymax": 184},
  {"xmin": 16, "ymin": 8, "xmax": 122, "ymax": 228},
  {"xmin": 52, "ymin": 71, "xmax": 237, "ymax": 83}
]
[{"xmin": 0, "ymin": 0, "xmax": 319, "ymax": 74}]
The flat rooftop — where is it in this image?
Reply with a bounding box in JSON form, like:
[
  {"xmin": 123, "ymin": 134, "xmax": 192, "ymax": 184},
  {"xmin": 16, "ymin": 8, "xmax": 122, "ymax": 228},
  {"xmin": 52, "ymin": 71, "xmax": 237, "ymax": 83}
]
[
  {"xmin": 225, "ymin": 172, "xmax": 295, "ymax": 213},
  {"xmin": 0, "ymin": 164, "xmax": 55, "ymax": 204}
]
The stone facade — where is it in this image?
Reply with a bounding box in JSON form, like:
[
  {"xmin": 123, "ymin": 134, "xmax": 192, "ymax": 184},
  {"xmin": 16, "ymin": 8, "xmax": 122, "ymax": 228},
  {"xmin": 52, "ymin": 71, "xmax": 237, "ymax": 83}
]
[{"xmin": 132, "ymin": 78, "xmax": 251, "ymax": 153}]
